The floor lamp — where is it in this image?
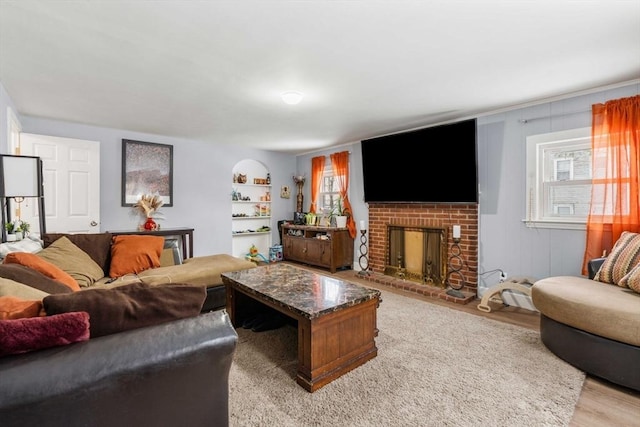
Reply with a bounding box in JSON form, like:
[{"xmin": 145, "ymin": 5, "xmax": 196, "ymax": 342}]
[{"xmin": 0, "ymin": 154, "xmax": 46, "ymax": 242}]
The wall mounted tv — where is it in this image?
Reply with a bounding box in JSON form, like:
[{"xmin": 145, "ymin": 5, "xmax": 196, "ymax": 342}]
[{"xmin": 361, "ymin": 118, "xmax": 478, "ymax": 204}]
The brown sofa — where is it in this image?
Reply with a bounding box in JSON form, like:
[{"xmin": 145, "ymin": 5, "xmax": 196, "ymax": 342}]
[
  {"xmin": 0, "ymin": 232, "xmax": 257, "ymax": 426},
  {"xmin": 532, "ymin": 257, "xmax": 640, "ymax": 391},
  {"xmin": 33, "ymin": 232, "xmax": 257, "ymax": 311},
  {"xmin": 0, "ymin": 309, "xmax": 238, "ymax": 427}
]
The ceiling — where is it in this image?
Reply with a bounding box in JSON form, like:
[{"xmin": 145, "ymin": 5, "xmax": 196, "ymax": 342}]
[{"xmin": 1, "ymin": 1, "xmax": 639, "ymax": 155}]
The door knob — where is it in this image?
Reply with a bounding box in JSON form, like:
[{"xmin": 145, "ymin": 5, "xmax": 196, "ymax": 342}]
[{"xmin": 90, "ymin": 221, "xmax": 98, "ymax": 227}]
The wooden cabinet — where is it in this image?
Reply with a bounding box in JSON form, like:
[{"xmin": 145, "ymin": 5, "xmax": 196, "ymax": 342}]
[{"xmin": 282, "ymin": 224, "xmax": 353, "ymax": 273}]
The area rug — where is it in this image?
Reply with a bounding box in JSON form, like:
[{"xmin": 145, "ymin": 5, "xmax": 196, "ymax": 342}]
[{"xmin": 229, "ymin": 289, "xmax": 585, "ymax": 426}]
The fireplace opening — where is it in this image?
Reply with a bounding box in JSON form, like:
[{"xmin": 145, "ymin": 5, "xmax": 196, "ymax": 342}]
[{"xmin": 384, "ymin": 225, "xmax": 447, "ymax": 287}]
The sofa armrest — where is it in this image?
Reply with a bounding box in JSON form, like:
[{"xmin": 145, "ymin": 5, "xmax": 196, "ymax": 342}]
[
  {"xmin": 588, "ymin": 257, "xmax": 607, "ymax": 279},
  {"xmin": 0, "ymin": 311, "xmax": 237, "ymax": 427}
]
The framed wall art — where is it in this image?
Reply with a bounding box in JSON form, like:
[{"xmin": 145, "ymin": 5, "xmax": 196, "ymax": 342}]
[{"xmin": 122, "ymin": 139, "xmax": 173, "ymax": 206}]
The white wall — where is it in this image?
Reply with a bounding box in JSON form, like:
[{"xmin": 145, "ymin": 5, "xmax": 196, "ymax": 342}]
[
  {"xmin": 0, "ymin": 82, "xmax": 19, "ymax": 153},
  {"xmin": 476, "ymin": 82, "xmax": 639, "ymax": 291},
  {"xmin": 14, "ymin": 114, "xmax": 298, "ymax": 257},
  {"xmin": 294, "ymin": 82, "xmax": 640, "ymax": 285}
]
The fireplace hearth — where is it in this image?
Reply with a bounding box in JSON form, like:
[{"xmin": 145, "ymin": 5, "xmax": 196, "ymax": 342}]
[{"xmin": 384, "ymin": 225, "xmax": 447, "ymax": 287}]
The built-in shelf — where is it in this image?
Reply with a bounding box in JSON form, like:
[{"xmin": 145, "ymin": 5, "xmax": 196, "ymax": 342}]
[
  {"xmin": 234, "ymin": 184, "xmax": 271, "ymax": 188},
  {"xmin": 232, "ymin": 159, "xmax": 272, "ymax": 258},
  {"xmin": 232, "ymin": 201, "xmax": 271, "ymax": 204},
  {"xmin": 232, "ymin": 231, "xmax": 271, "ymax": 236}
]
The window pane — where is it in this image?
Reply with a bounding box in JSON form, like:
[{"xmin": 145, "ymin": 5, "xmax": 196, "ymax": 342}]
[
  {"xmin": 321, "ymin": 194, "xmax": 331, "ymax": 211},
  {"xmin": 545, "ymin": 148, "xmax": 591, "ymax": 181},
  {"xmin": 590, "ymin": 181, "xmax": 631, "ymax": 216},
  {"xmin": 322, "ymin": 176, "xmax": 337, "ymax": 192},
  {"xmin": 555, "ymin": 159, "xmax": 572, "ymax": 181},
  {"xmin": 543, "ymin": 182, "xmax": 592, "ymax": 218}
]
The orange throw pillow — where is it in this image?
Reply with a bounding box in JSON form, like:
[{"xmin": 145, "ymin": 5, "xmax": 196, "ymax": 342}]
[
  {"xmin": 109, "ymin": 235, "xmax": 164, "ymax": 278},
  {"xmin": 4, "ymin": 252, "xmax": 80, "ymax": 292},
  {"xmin": 0, "ymin": 296, "xmax": 44, "ymax": 320}
]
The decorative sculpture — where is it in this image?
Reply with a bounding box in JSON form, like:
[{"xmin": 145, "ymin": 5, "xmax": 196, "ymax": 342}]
[{"xmin": 293, "ymin": 175, "xmax": 305, "ymax": 213}]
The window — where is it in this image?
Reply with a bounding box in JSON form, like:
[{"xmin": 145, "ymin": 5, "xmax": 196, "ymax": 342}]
[
  {"xmin": 319, "ymin": 166, "xmax": 341, "ymax": 215},
  {"xmin": 525, "ymin": 127, "xmax": 591, "ymax": 229}
]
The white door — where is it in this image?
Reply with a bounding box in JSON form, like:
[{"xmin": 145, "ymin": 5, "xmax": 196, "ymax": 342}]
[{"xmin": 19, "ymin": 133, "xmax": 100, "ymax": 234}]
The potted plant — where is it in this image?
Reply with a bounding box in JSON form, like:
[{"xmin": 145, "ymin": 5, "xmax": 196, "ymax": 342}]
[
  {"xmin": 4, "ymin": 220, "xmax": 17, "ymax": 241},
  {"xmin": 331, "ymin": 197, "xmax": 349, "ymax": 228},
  {"xmin": 304, "ymin": 212, "xmax": 317, "ymax": 226},
  {"xmin": 17, "ymin": 220, "xmax": 30, "ymax": 238}
]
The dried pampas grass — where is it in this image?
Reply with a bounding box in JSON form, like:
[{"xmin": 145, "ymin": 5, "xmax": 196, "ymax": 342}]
[{"xmin": 133, "ymin": 194, "xmax": 164, "ymax": 218}]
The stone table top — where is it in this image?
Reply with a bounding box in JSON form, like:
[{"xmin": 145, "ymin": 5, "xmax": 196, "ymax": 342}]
[{"xmin": 221, "ymin": 263, "xmax": 381, "ymax": 319}]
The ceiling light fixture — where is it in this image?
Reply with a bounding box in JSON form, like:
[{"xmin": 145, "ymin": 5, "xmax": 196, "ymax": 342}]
[{"xmin": 281, "ymin": 91, "xmax": 304, "ymax": 105}]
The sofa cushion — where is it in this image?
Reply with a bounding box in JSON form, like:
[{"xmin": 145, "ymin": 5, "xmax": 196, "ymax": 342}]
[
  {"xmin": 0, "ymin": 296, "xmax": 43, "ymax": 320},
  {"xmin": 36, "ymin": 237, "xmax": 105, "ymax": 289},
  {"xmin": 43, "ymin": 282, "xmax": 206, "ymax": 338},
  {"xmin": 92, "ymin": 275, "xmax": 143, "ymax": 289},
  {"xmin": 139, "ymin": 254, "xmax": 256, "ymax": 287},
  {"xmin": 43, "ymin": 233, "xmax": 113, "ymax": 276},
  {"xmin": 0, "ymin": 311, "xmax": 90, "ymax": 356},
  {"xmin": 4, "ymin": 252, "xmax": 80, "ymax": 292},
  {"xmin": 532, "ymin": 276, "xmax": 640, "ymax": 346},
  {"xmin": 0, "ymin": 278, "xmax": 49, "ymax": 300},
  {"xmin": 0, "ymin": 264, "xmax": 72, "ymax": 295},
  {"xmin": 593, "ymin": 231, "xmax": 640, "ymax": 287},
  {"xmin": 109, "ymin": 235, "xmax": 164, "ymax": 278}
]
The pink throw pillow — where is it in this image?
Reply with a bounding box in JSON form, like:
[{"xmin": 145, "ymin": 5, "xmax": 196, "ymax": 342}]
[{"xmin": 0, "ymin": 311, "xmax": 90, "ymax": 356}]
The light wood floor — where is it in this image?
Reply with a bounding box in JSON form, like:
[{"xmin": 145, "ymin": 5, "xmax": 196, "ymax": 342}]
[{"xmin": 303, "ymin": 265, "xmax": 640, "ymax": 427}]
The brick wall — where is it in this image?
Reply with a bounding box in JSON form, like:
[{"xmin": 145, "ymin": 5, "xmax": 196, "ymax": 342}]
[{"xmin": 367, "ymin": 203, "xmax": 478, "ymax": 293}]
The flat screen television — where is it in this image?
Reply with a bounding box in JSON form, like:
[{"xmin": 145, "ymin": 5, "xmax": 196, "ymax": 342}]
[{"xmin": 361, "ymin": 118, "xmax": 478, "ymax": 204}]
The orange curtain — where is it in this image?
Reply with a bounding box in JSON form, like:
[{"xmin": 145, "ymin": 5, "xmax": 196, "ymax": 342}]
[
  {"xmin": 309, "ymin": 156, "xmax": 325, "ymax": 213},
  {"xmin": 582, "ymin": 94, "xmax": 640, "ymax": 274},
  {"xmin": 330, "ymin": 151, "xmax": 356, "ymax": 238}
]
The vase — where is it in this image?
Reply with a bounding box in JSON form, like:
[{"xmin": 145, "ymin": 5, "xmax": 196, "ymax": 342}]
[
  {"xmin": 305, "ymin": 213, "xmax": 317, "ymax": 226},
  {"xmin": 144, "ymin": 217, "xmax": 157, "ymax": 231},
  {"xmin": 335, "ymin": 215, "xmax": 348, "ymax": 228}
]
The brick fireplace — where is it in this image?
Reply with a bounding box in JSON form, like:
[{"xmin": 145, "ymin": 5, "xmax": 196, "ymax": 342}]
[{"xmin": 362, "ymin": 203, "xmax": 478, "ymax": 303}]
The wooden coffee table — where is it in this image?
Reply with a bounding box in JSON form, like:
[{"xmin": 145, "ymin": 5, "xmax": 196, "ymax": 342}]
[{"xmin": 222, "ymin": 263, "xmax": 381, "ymax": 392}]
